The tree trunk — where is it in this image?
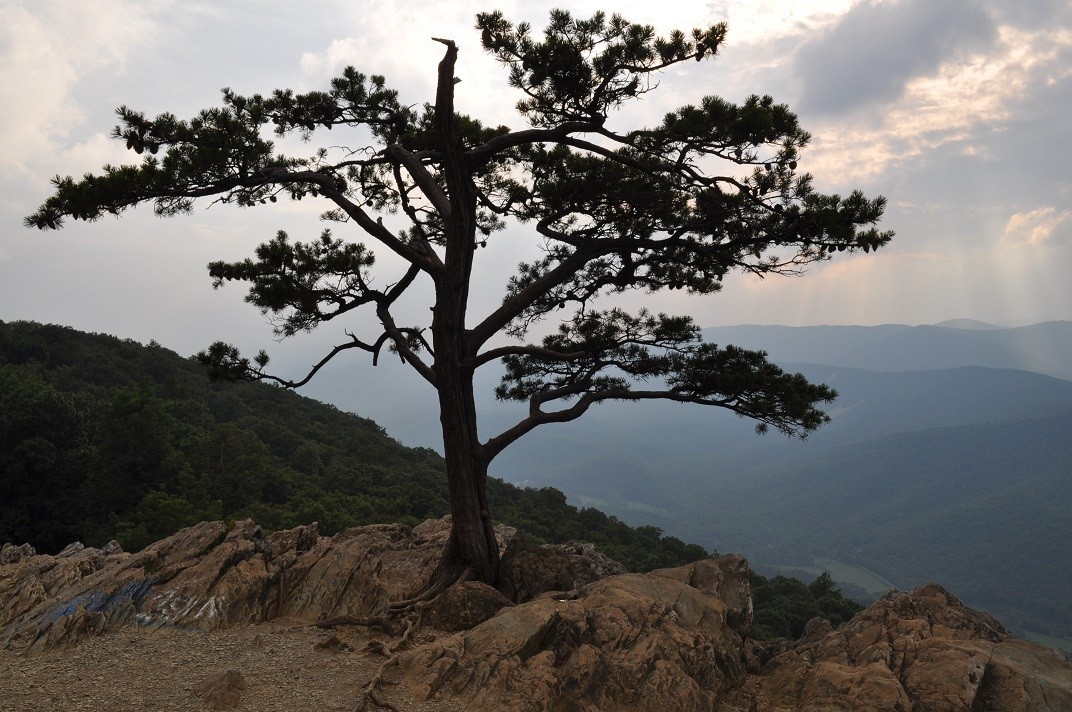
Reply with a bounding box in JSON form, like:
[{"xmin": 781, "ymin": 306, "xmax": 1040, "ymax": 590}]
[
  {"xmin": 426, "ymin": 38, "xmax": 497, "ymax": 588},
  {"xmin": 429, "ymin": 182, "xmax": 496, "ymax": 586},
  {"xmin": 431, "ymin": 322, "xmax": 499, "ymax": 587}
]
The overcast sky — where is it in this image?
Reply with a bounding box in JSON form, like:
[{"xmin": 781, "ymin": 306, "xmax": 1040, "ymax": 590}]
[{"xmin": 3, "ymin": 0, "xmax": 1071, "ymax": 365}]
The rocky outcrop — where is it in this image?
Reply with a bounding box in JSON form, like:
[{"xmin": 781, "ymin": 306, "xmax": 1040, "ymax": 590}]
[
  {"xmin": 398, "ymin": 576, "xmax": 1072, "ymax": 712},
  {"xmin": 652, "ymin": 553, "xmax": 753, "ymax": 638},
  {"xmin": 3, "ymin": 521, "xmax": 1070, "ymax": 711},
  {"xmin": 1, "ymin": 543, "xmax": 37, "ymax": 565},
  {"xmin": 399, "ymin": 556, "xmax": 754, "ymax": 712},
  {"xmin": 0, "ymin": 516, "xmax": 517, "ymax": 654},
  {"xmin": 717, "ymin": 584, "xmax": 1072, "ymax": 712}
]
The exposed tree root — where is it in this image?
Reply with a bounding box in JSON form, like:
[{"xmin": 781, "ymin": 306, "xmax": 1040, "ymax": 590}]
[
  {"xmin": 354, "ymin": 567, "xmax": 476, "ymax": 712},
  {"xmin": 362, "ymin": 688, "xmax": 403, "ymax": 712},
  {"xmin": 386, "ymin": 564, "xmax": 476, "ymax": 614},
  {"xmin": 353, "ymin": 604, "xmax": 429, "ymax": 712},
  {"xmin": 354, "ymin": 652, "xmax": 403, "ymax": 712}
]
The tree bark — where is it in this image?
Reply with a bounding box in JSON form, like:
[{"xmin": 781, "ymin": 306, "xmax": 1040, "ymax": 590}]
[
  {"xmin": 430, "ymin": 265, "xmax": 498, "ymax": 586},
  {"xmin": 426, "ymin": 38, "xmax": 499, "ymax": 588},
  {"xmin": 432, "ymin": 358, "xmax": 499, "ymax": 586},
  {"xmin": 429, "ymin": 209, "xmax": 497, "ymax": 585}
]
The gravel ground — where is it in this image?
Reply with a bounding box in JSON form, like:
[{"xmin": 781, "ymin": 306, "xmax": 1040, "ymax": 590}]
[{"xmin": 0, "ymin": 620, "xmax": 461, "ymax": 712}]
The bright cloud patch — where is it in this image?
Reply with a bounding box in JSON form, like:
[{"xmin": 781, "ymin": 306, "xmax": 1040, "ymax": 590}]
[
  {"xmin": 713, "ymin": 0, "xmax": 855, "ymax": 46},
  {"xmin": 0, "ymin": 1, "xmax": 155, "ymax": 167},
  {"xmin": 804, "ymin": 24, "xmax": 1072, "ymax": 185},
  {"xmin": 1003, "ymin": 207, "xmax": 1072, "ymax": 245},
  {"xmin": 300, "ymin": 38, "xmax": 362, "ymax": 78}
]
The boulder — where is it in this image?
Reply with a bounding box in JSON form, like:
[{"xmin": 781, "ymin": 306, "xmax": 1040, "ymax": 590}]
[
  {"xmin": 192, "ymin": 669, "xmax": 246, "ymax": 711},
  {"xmin": 497, "ymin": 539, "xmax": 627, "ymax": 603},
  {"xmin": 423, "ymin": 581, "xmax": 514, "ymax": 632},
  {"xmin": 315, "ymin": 633, "xmax": 350, "ymax": 651}
]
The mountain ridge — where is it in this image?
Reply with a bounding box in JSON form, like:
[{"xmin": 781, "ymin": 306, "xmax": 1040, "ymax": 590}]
[{"xmin": 700, "ymin": 320, "xmax": 1072, "ymax": 379}]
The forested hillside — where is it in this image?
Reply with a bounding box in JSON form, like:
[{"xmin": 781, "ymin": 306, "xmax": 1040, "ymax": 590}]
[{"xmin": 0, "ymin": 320, "xmax": 860, "ymax": 640}]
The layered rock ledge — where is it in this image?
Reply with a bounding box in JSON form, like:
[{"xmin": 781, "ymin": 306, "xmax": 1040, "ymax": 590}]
[{"xmin": 2, "ymin": 520, "xmax": 1069, "ymax": 711}]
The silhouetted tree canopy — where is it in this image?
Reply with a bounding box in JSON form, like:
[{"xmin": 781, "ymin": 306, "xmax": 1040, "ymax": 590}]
[{"xmin": 28, "ymin": 10, "xmax": 891, "ymax": 588}]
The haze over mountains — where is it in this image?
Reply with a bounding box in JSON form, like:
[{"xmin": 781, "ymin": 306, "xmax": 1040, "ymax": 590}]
[
  {"xmin": 701, "ymin": 320, "xmax": 1072, "ymax": 380},
  {"xmin": 300, "ymin": 319, "xmax": 1072, "ymax": 646}
]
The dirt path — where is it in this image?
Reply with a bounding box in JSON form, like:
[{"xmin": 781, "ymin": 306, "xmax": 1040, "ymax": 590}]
[{"xmin": 0, "ymin": 620, "xmax": 460, "ymax": 712}]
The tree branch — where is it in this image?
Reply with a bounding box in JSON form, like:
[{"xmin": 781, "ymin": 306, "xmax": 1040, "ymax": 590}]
[
  {"xmin": 386, "ymin": 262, "xmax": 422, "ymax": 303},
  {"xmin": 484, "ymin": 386, "xmax": 784, "ymax": 462},
  {"xmin": 376, "ymin": 302, "xmax": 437, "ymax": 385},
  {"xmin": 483, "ymin": 392, "xmax": 594, "ymax": 462},
  {"xmin": 282, "ymin": 168, "xmax": 442, "ymax": 272},
  {"xmin": 471, "ymin": 344, "xmax": 589, "ymax": 369},
  {"xmin": 385, "ymin": 144, "xmax": 451, "ymax": 219},
  {"xmin": 466, "ymin": 121, "xmax": 598, "ymax": 167},
  {"xmin": 471, "ymin": 246, "xmax": 599, "ymax": 347},
  {"xmin": 247, "ymin": 336, "xmax": 378, "ymax": 389}
]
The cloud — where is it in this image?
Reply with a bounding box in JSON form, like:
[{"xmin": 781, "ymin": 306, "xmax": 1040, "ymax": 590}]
[
  {"xmin": 60, "ymin": 132, "xmax": 131, "ymax": 175},
  {"xmin": 712, "ymin": 0, "xmax": 855, "ymax": 46},
  {"xmin": 0, "ymin": 1, "xmax": 157, "ymax": 167},
  {"xmin": 794, "ymin": 0, "xmax": 997, "ymax": 116},
  {"xmin": 987, "ymin": 0, "xmax": 1072, "ymax": 30},
  {"xmin": 800, "ymin": 23, "xmax": 1072, "ymax": 187},
  {"xmin": 1003, "ymin": 207, "xmax": 1072, "ymax": 245},
  {"xmin": 6, "ymin": 1, "xmax": 1072, "ymax": 337}
]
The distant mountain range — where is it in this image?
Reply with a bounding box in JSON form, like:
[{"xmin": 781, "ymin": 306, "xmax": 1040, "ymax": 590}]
[
  {"xmin": 298, "ymin": 320, "xmax": 1072, "ymax": 646},
  {"xmin": 7, "ymin": 317, "xmax": 1067, "ymax": 647},
  {"xmin": 298, "ymin": 320, "xmax": 1072, "ymax": 448},
  {"xmin": 700, "ymin": 320, "xmax": 1072, "ymax": 380}
]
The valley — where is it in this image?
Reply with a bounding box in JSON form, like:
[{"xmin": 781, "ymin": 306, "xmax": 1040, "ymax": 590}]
[{"xmin": 301, "ymin": 320, "xmax": 1072, "ymax": 648}]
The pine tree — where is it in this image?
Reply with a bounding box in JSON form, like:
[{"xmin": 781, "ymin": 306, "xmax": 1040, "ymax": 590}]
[{"xmin": 27, "ymin": 10, "xmax": 891, "ymax": 595}]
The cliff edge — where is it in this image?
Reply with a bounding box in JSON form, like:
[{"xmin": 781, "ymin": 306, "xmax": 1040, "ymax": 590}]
[{"xmin": 2, "ymin": 520, "xmax": 1069, "ymax": 711}]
